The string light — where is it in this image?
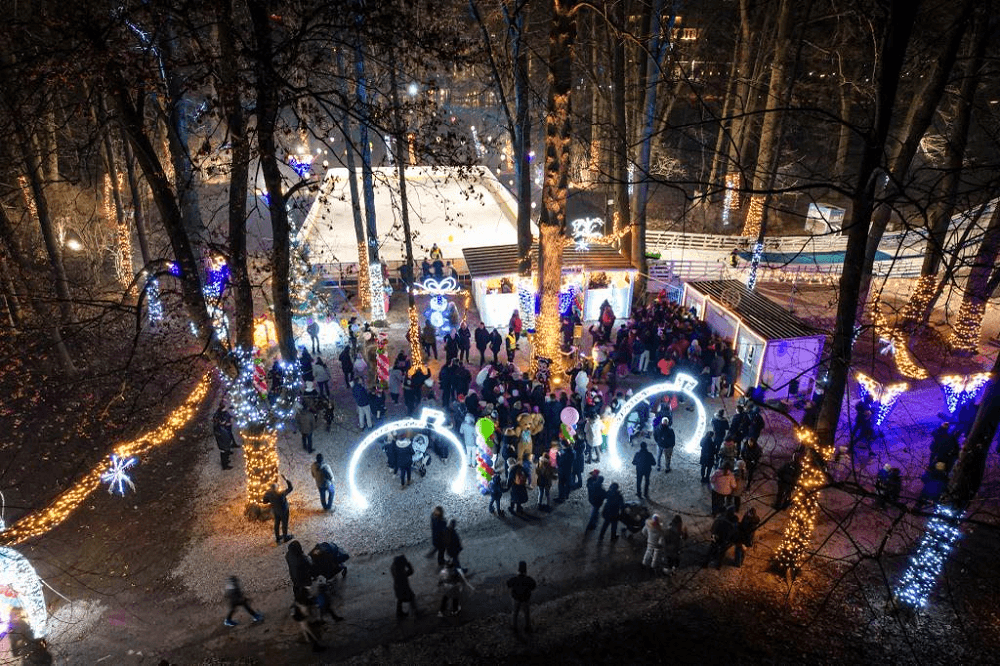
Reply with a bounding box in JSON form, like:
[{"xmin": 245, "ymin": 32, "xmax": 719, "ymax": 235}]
[
  {"xmin": 948, "ymin": 299, "xmax": 986, "ymax": 355},
  {"xmin": 0, "ymin": 547, "xmax": 46, "ymax": 639},
  {"xmin": 100, "ymin": 455, "xmax": 137, "ymax": 496},
  {"xmin": 606, "ymin": 374, "xmax": 705, "ymax": 470},
  {"xmin": 721, "ymin": 172, "xmax": 740, "ymax": 226},
  {"xmin": 871, "ymin": 293, "xmax": 928, "ymax": 380},
  {"xmin": 0, "ymin": 375, "xmax": 211, "ymax": 546},
  {"xmin": 517, "ymin": 277, "xmax": 536, "ymax": 333},
  {"xmin": 346, "ymin": 408, "xmax": 468, "ymax": 509},
  {"xmin": 773, "ymin": 428, "xmax": 834, "ymax": 572},
  {"xmin": 105, "ymin": 173, "xmax": 132, "ymax": 286},
  {"xmin": 939, "ymin": 373, "xmax": 991, "ymax": 416},
  {"xmin": 408, "ymin": 304, "xmax": 423, "ymax": 364},
  {"xmin": 252, "ymin": 316, "xmax": 278, "ymax": 350},
  {"xmin": 242, "ymin": 430, "xmax": 280, "ymax": 514},
  {"xmin": 855, "ymin": 371, "xmax": 908, "ymax": 428},
  {"xmin": 569, "ymin": 217, "xmax": 604, "ymax": 251},
  {"xmin": 899, "ymin": 275, "xmax": 936, "ymax": 325},
  {"xmin": 146, "ymin": 277, "xmax": 163, "ymax": 325},
  {"xmin": 746, "ymin": 241, "xmax": 764, "ymax": 291},
  {"xmin": 741, "ymin": 194, "xmax": 763, "ymax": 238},
  {"xmin": 356, "ymin": 242, "xmax": 372, "ymax": 312},
  {"xmin": 893, "ymin": 504, "xmax": 962, "ymax": 609},
  {"xmin": 17, "ymin": 176, "xmax": 36, "ymax": 219}
]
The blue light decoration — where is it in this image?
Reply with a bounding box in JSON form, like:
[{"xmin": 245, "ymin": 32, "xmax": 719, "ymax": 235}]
[
  {"xmin": 746, "ymin": 241, "xmax": 764, "ymax": 291},
  {"xmin": 939, "ymin": 373, "xmax": 991, "ymax": 417},
  {"xmin": 855, "ymin": 371, "xmax": 908, "ymax": 428},
  {"xmin": 287, "ymin": 155, "xmax": 313, "ymax": 178},
  {"xmin": 168, "ymin": 262, "xmax": 181, "ymax": 277},
  {"xmin": 259, "ymin": 190, "xmax": 271, "ymax": 207},
  {"xmin": 100, "ymin": 455, "xmax": 137, "ymax": 496},
  {"xmin": 558, "ymin": 285, "xmax": 582, "ymax": 321},
  {"xmin": 517, "ymin": 280, "xmax": 536, "ymax": 333},
  {"xmin": 414, "ymin": 277, "xmax": 462, "ymax": 335},
  {"xmin": 204, "ymin": 259, "xmax": 229, "ymax": 301},
  {"xmin": 146, "ymin": 277, "xmax": 163, "ymax": 325},
  {"xmin": 220, "ymin": 347, "xmax": 271, "ymax": 429},
  {"xmin": 893, "ymin": 504, "xmax": 962, "ymax": 609}
]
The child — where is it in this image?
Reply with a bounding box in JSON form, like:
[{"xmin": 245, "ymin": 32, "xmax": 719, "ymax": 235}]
[
  {"xmin": 223, "ymin": 576, "xmax": 263, "ymax": 627},
  {"xmin": 488, "ymin": 470, "xmax": 506, "ymax": 517}
]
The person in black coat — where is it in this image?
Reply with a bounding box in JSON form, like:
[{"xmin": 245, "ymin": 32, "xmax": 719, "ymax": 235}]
[
  {"xmin": 445, "ymin": 519, "xmax": 463, "ymax": 570},
  {"xmin": 489, "ymin": 328, "xmax": 503, "ymax": 364},
  {"xmin": 439, "ymin": 361, "xmax": 455, "ymax": 407},
  {"xmin": 711, "ymin": 409, "xmax": 729, "ymax": 447},
  {"xmin": 429, "ymin": 506, "xmax": 448, "ymax": 565},
  {"xmin": 444, "ymin": 333, "xmax": 459, "ymax": 363},
  {"xmin": 262, "ymin": 476, "xmax": 294, "ymax": 545},
  {"xmin": 585, "ymin": 470, "xmax": 606, "ymax": 531},
  {"xmin": 699, "ymin": 431, "xmax": 717, "ymax": 483},
  {"xmin": 598, "ymin": 482, "xmax": 625, "ymax": 541},
  {"xmin": 285, "ymin": 540, "xmax": 313, "ymax": 595},
  {"xmin": 391, "ymin": 554, "xmax": 417, "ymax": 618},
  {"xmin": 632, "ymin": 441, "xmax": 656, "ymax": 499},
  {"xmin": 654, "ymin": 420, "xmax": 676, "ymax": 472},
  {"xmin": 474, "ymin": 322, "xmax": 490, "ymax": 366},
  {"xmin": 339, "ymin": 346, "xmax": 355, "ymax": 387},
  {"xmin": 556, "ymin": 441, "xmax": 575, "ymax": 501},
  {"xmin": 457, "ymin": 322, "xmax": 472, "ymax": 363},
  {"xmin": 453, "ymin": 362, "xmax": 472, "ymax": 398},
  {"xmin": 572, "ymin": 437, "xmax": 586, "ymax": 489}
]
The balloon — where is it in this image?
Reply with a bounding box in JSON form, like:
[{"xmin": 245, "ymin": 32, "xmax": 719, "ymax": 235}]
[
  {"xmin": 447, "ymin": 235, "xmax": 454, "ymax": 243},
  {"xmin": 560, "ymin": 407, "xmax": 579, "ymax": 426},
  {"xmin": 476, "ymin": 417, "xmax": 495, "ymax": 440}
]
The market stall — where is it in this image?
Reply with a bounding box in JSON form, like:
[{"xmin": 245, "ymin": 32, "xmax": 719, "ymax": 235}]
[
  {"xmin": 462, "ymin": 243, "xmax": 636, "ymax": 329},
  {"xmin": 682, "ymin": 280, "xmax": 825, "ymax": 400}
]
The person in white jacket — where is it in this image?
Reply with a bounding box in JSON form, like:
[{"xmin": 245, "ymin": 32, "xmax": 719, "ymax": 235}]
[
  {"xmin": 586, "ymin": 415, "xmax": 603, "ymax": 463},
  {"xmin": 460, "ymin": 414, "xmax": 478, "ymax": 467},
  {"xmin": 641, "ymin": 514, "xmax": 665, "ymax": 570}
]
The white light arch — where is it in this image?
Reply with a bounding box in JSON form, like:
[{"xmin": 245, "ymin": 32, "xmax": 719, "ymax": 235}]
[
  {"xmin": 0, "ymin": 547, "xmax": 46, "ymax": 639},
  {"xmin": 347, "ymin": 408, "xmax": 469, "ymax": 510},
  {"xmin": 606, "ymin": 373, "xmax": 707, "ymax": 470}
]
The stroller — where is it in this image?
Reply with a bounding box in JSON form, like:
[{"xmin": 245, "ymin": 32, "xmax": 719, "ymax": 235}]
[
  {"xmin": 309, "ymin": 542, "xmax": 350, "ymax": 581},
  {"xmin": 619, "ymin": 502, "xmax": 651, "ymax": 538},
  {"xmin": 410, "ymin": 433, "xmax": 432, "ymax": 477}
]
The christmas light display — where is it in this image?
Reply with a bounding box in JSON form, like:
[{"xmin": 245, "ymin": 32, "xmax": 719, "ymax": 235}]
[
  {"xmin": 17, "ymin": 176, "xmax": 36, "ymax": 219},
  {"xmin": 0, "ymin": 375, "xmax": 210, "ymax": 546},
  {"xmin": 948, "ymin": 299, "xmax": 986, "ymax": 355},
  {"xmin": 855, "ymin": 371, "xmax": 909, "ymax": 428},
  {"xmin": 105, "ymin": 173, "xmax": 133, "ymax": 286},
  {"xmin": 100, "ymin": 455, "xmax": 137, "ymax": 496},
  {"xmin": 939, "ymin": 373, "xmax": 991, "ymax": 416},
  {"xmin": 414, "ymin": 278, "xmax": 461, "ymax": 335},
  {"xmin": 368, "ymin": 262, "xmax": 387, "ymax": 322},
  {"xmin": 606, "ymin": 373, "xmax": 706, "ymax": 470},
  {"xmin": 899, "ymin": 275, "xmax": 937, "ymax": 325},
  {"xmin": 871, "ymin": 294, "xmax": 929, "ymax": 380},
  {"xmin": 569, "ymin": 217, "xmax": 604, "ymax": 251},
  {"xmin": 252, "ymin": 316, "xmax": 277, "ymax": 350},
  {"xmin": 356, "ymin": 242, "xmax": 372, "ymax": 312},
  {"xmin": 773, "ymin": 428, "xmax": 835, "ymax": 572},
  {"xmin": 746, "ymin": 241, "xmax": 764, "ymax": 290},
  {"xmin": 407, "ymin": 305, "xmax": 423, "ymax": 364},
  {"xmin": 0, "ymin": 547, "xmax": 46, "ymax": 639},
  {"xmin": 346, "ymin": 408, "xmax": 469, "ymax": 510},
  {"xmin": 741, "ymin": 195, "xmax": 764, "ymax": 239},
  {"xmin": 517, "ymin": 280, "xmax": 536, "ymax": 333},
  {"xmin": 721, "ymin": 172, "xmax": 740, "ymax": 226},
  {"xmin": 893, "ymin": 503, "xmax": 962, "ymax": 609},
  {"xmin": 243, "ymin": 430, "xmax": 280, "ymax": 512},
  {"xmin": 146, "ymin": 278, "xmax": 163, "ymax": 325},
  {"xmin": 287, "ymin": 154, "xmax": 313, "ymax": 178}
]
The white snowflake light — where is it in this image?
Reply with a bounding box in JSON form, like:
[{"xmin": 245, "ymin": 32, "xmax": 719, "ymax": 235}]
[
  {"xmin": 570, "ymin": 217, "xmax": 604, "ymax": 251},
  {"xmin": 100, "ymin": 455, "xmax": 137, "ymax": 496}
]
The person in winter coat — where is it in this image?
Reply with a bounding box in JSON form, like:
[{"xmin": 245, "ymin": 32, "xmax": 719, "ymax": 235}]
[
  {"xmin": 438, "ymin": 559, "xmax": 474, "ymax": 617},
  {"xmin": 718, "ymin": 438, "xmax": 739, "ymax": 469},
  {"xmin": 313, "ymin": 358, "xmax": 331, "ymax": 397},
  {"xmin": 352, "ymin": 378, "xmax": 373, "ymax": 430},
  {"xmin": 422, "ymin": 320, "xmax": 438, "ymax": 360},
  {"xmin": 585, "ymin": 469, "xmax": 606, "ymax": 530},
  {"xmin": 505, "ymin": 328, "xmax": 517, "ymax": 363},
  {"xmin": 728, "ymin": 404, "xmax": 750, "ymax": 443},
  {"xmin": 223, "ymin": 576, "xmax": 263, "ymax": 626},
  {"xmin": 457, "ymin": 321, "xmax": 472, "ymax": 363},
  {"xmin": 460, "ymin": 414, "xmax": 477, "ymax": 464},
  {"xmin": 296, "ymin": 402, "xmax": 317, "ymax": 453},
  {"xmin": 535, "ymin": 455, "xmax": 554, "ymax": 509},
  {"xmin": 430, "ymin": 506, "xmax": 448, "ymax": 565},
  {"xmin": 284, "ymin": 539, "xmax": 313, "ymax": 593},
  {"xmin": 475, "ymin": 322, "xmax": 490, "ymax": 366},
  {"xmin": 916, "ymin": 461, "xmax": 949, "ymax": 509},
  {"xmin": 706, "ymin": 507, "xmax": 739, "ymax": 568},
  {"xmin": 397, "ymin": 437, "xmax": 414, "ymax": 488},
  {"xmin": 734, "ymin": 507, "xmax": 760, "ymax": 567},
  {"xmin": 741, "ymin": 438, "xmax": 762, "ymax": 485},
  {"xmin": 444, "ymin": 519, "xmax": 463, "ymax": 570},
  {"xmin": 339, "ymin": 346, "xmax": 355, "ymax": 387},
  {"xmin": 404, "ymin": 366, "xmax": 430, "ymax": 417},
  {"xmin": 556, "ymin": 441, "xmax": 575, "ymax": 501},
  {"xmin": 700, "ymin": 431, "xmax": 717, "ymax": 483},
  {"xmin": 654, "ymin": 420, "xmax": 676, "ymax": 472},
  {"xmin": 509, "ymin": 310, "xmax": 523, "ymax": 341},
  {"xmin": 711, "ymin": 409, "xmax": 729, "ymax": 448},
  {"xmin": 488, "ymin": 470, "xmax": 506, "ymax": 516},
  {"xmin": 710, "ymin": 462, "xmax": 737, "ymax": 515},
  {"xmin": 598, "ymin": 482, "xmax": 625, "ymax": 541},
  {"xmin": 508, "ymin": 462, "xmax": 529, "ymax": 514},
  {"xmin": 641, "ymin": 514, "xmax": 666, "ymax": 570},
  {"xmin": 489, "ymin": 328, "xmax": 503, "ymax": 364},
  {"xmin": 663, "ymin": 515, "xmax": 688, "ymax": 572},
  {"xmin": 391, "ymin": 555, "xmax": 418, "ymax": 618},
  {"xmin": 263, "ymin": 476, "xmax": 294, "ymax": 545},
  {"xmin": 632, "ymin": 441, "xmax": 656, "ymax": 499},
  {"xmin": 213, "ymin": 404, "xmax": 235, "ymax": 470},
  {"xmin": 299, "ymin": 347, "xmax": 314, "ymax": 382},
  {"xmin": 586, "ymin": 415, "xmax": 603, "ymax": 463},
  {"xmin": 310, "ymin": 454, "xmax": 335, "ymax": 511},
  {"xmin": 444, "ymin": 333, "xmax": 459, "ymax": 364},
  {"xmin": 507, "ymin": 561, "xmax": 537, "ymax": 634}
]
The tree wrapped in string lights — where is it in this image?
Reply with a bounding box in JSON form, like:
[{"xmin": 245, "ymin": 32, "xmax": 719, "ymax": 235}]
[
  {"xmin": 893, "ymin": 504, "xmax": 962, "ymax": 609},
  {"xmin": 773, "ymin": 428, "xmax": 834, "ymax": 573}
]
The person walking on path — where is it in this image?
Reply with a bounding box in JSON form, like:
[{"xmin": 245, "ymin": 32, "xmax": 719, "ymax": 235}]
[
  {"xmin": 489, "ymin": 327, "xmax": 503, "ymax": 364},
  {"xmin": 663, "ymin": 515, "xmax": 688, "ymax": 573},
  {"xmin": 444, "ymin": 519, "xmax": 464, "ymax": 570},
  {"xmin": 397, "ymin": 437, "xmax": 414, "ymax": 488},
  {"xmin": 710, "ymin": 462, "xmax": 737, "ymax": 515},
  {"xmin": 535, "ymin": 455, "xmax": 554, "ymax": 509},
  {"xmin": 475, "ymin": 322, "xmax": 490, "ymax": 366},
  {"xmin": 488, "ymin": 470, "xmax": 506, "ymax": 516},
  {"xmin": 223, "ymin": 576, "xmax": 263, "ymax": 626},
  {"xmin": 307, "ymin": 319, "xmax": 321, "ymax": 354},
  {"xmin": 632, "ymin": 441, "xmax": 656, "ymax": 500},
  {"xmin": 700, "ymin": 432, "xmax": 717, "ymax": 483},
  {"xmin": 310, "ymin": 454, "xmax": 335, "ymax": 511},
  {"xmin": 438, "ymin": 559, "xmax": 474, "ymax": 617},
  {"xmin": 429, "ymin": 506, "xmax": 448, "ymax": 565},
  {"xmin": 585, "ymin": 470, "xmax": 606, "ymax": 531},
  {"xmin": 296, "ymin": 401, "xmax": 317, "ymax": 453},
  {"xmin": 507, "ymin": 561, "xmax": 537, "ymax": 634},
  {"xmin": 263, "ymin": 476, "xmax": 294, "ymax": 545},
  {"xmin": 654, "ymin": 420, "xmax": 675, "ymax": 472},
  {"xmin": 422, "ymin": 320, "xmax": 439, "ymax": 360},
  {"xmin": 339, "ymin": 346, "xmax": 355, "ymax": 387},
  {"xmin": 641, "ymin": 514, "xmax": 665, "ymax": 571},
  {"xmin": 213, "ymin": 403, "xmax": 235, "ymax": 470},
  {"xmin": 313, "ymin": 357, "xmax": 331, "ymax": 398},
  {"xmin": 457, "ymin": 321, "xmax": 472, "ymax": 363},
  {"xmin": 352, "ymin": 378, "xmax": 373, "ymax": 430},
  {"xmin": 556, "ymin": 441, "xmax": 575, "ymax": 502},
  {"xmin": 598, "ymin": 482, "xmax": 625, "ymax": 541},
  {"xmin": 391, "ymin": 554, "xmax": 418, "ymax": 618}
]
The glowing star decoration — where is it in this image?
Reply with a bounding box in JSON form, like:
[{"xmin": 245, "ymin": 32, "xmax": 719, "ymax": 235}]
[
  {"xmin": 0, "ymin": 547, "xmax": 46, "ymax": 638},
  {"xmin": 570, "ymin": 217, "xmax": 604, "ymax": 251},
  {"xmin": 893, "ymin": 504, "xmax": 962, "ymax": 609},
  {"xmin": 100, "ymin": 455, "xmax": 137, "ymax": 496},
  {"xmin": 347, "ymin": 408, "xmax": 469, "ymax": 510},
  {"xmin": 939, "ymin": 373, "xmax": 991, "ymax": 416},
  {"xmin": 605, "ymin": 373, "xmax": 706, "ymax": 470},
  {"xmin": 855, "ymin": 371, "xmax": 908, "ymax": 428}
]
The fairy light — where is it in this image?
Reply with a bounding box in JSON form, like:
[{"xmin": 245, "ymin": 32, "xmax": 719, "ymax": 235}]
[
  {"xmin": 569, "ymin": 217, "xmax": 604, "ymax": 251},
  {"xmin": 606, "ymin": 373, "xmax": 705, "ymax": 470},
  {"xmin": 855, "ymin": 371, "xmax": 908, "ymax": 427},
  {"xmin": 357, "ymin": 242, "xmax": 372, "ymax": 312},
  {"xmin": 948, "ymin": 299, "xmax": 986, "ymax": 355},
  {"xmin": 871, "ymin": 294, "xmax": 928, "ymax": 379},
  {"xmin": 100, "ymin": 455, "xmax": 137, "ymax": 495},
  {"xmin": 17, "ymin": 176, "xmax": 36, "ymax": 219},
  {"xmin": 252, "ymin": 316, "xmax": 278, "ymax": 350},
  {"xmin": 746, "ymin": 241, "xmax": 764, "ymax": 291},
  {"xmin": 773, "ymin": 428, "xmax": 835, "ymax": 572},
  {"xmin": 408, "ymin": 304, "xmax": 423, "ymax": 364},
  {"xmin": 939, "ymin": 373, "xmax": 991, "ymax": 416},
  {"xmin": 105, "ymin": 173, "xmax": 132, "ymax": 286},
  {"xmin": 900, "ymin": 275, "xmax": 936, "ymax": 324},
  {"xmin": 741, "ymin": 195, "xmax": 763, "ymax": 238},
  {"xmin": 0, "ymin": 547, "xmax": 46, "ymax": 638},
  {"xmin": 721, "ymin": 172, "xmax": 740, "ymax": 226},
  {"xmin": 893, "ymin": 504, "xmax": 962, "ymax": 609},
  {"xmin": 346, "ymin": 408, "xmax": 469, "ymax": 510},
  {"xmin": 0, "ymin": 375, "xmax": 211, "ymax": 546},
  {"xmin": 243, "ymin": 430, "xmax": 280, "ymax": 513},
  {"xmin": 517, "ymin": 277, "xmax": 536, "ymax": 332},
  {"xmin": 146, "ymin": 278, "xmax": 163, "ymax": 325}
]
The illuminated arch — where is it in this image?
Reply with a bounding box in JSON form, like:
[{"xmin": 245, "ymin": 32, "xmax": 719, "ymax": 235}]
[
  {"xmin": 606, "ymin": 373, "xmax": 707, "ymax": 470},
  {"xmin": 347, "ymin": 408, "xmax": 469, "ymax": 510},
  {"xmin": 0, "ymin": 547, "xmax": 46, "ymax": 639}
]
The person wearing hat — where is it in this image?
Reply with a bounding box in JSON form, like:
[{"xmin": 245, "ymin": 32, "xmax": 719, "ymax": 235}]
[
  {"xmin": 632, "ymin": 441, "xmax": 656, "ymax": 500},
  {"xmin": 507, "ymin": 561, "xmax": 537, "ymax": 633},
  {"xmin": 916, "ymin": 461, "xmax": 949, "ymax": 510},
  {"xmin": 641, "ymin": 514, "xmax": 665, "ymax": 570}
]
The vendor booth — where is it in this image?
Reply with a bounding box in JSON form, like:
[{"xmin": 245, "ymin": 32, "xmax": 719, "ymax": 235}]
[
  {"xmin": 462, "ymin": 243, "xmax": 636, "ymax": 329},
  {"xmin": 682, "ymin": 280, "xmax": 825, "ymax": 401}
]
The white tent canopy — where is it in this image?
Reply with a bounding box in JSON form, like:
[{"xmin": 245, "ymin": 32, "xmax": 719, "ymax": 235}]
[{"xmin": 300, "ymin": 165, "xmax": 533, "ymax": 264}]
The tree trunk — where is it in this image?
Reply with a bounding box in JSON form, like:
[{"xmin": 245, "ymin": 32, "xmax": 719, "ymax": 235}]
[
  {"xmin": 610, "ymin": 0, "xmax": 631, "ymax": 261},
  {"xmin": 216, "ymin": 0, "xmax": 254, "ymax": 351},
  {"xmin": 949, "ymin": 351, "xmax": 1000, "ymax": 506},
  {"xmin": 946, "ymin": 204, "xmax": 1000, "ymax": 354},
  {"xmin": 632, "ymin": 0, "xmax": 672, "ymax": 287},
  {"xmin": 815, "ymin": 0, "xmax": 920, "ymax": 446},
  {"xmin": 707, "ymin": 35, "xmax": 742, "ymax": 199},
  {"xmin": 120, "ymin": 127, "xmax": 151, "ymax": 266},
  {"xmin": 97, "ymin": 98, "xmax": 132, "ymax": 287},
  {"xmin": 833, "ymin": 59, "xmax": 853, "ymax": 184},
  {"xmin": 535, "ymin": 0, "xmax": 576, "ymax": 376},
  {"xmin": 511, "ymin": 4, "xmax": 533, "ymax": 276}
]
